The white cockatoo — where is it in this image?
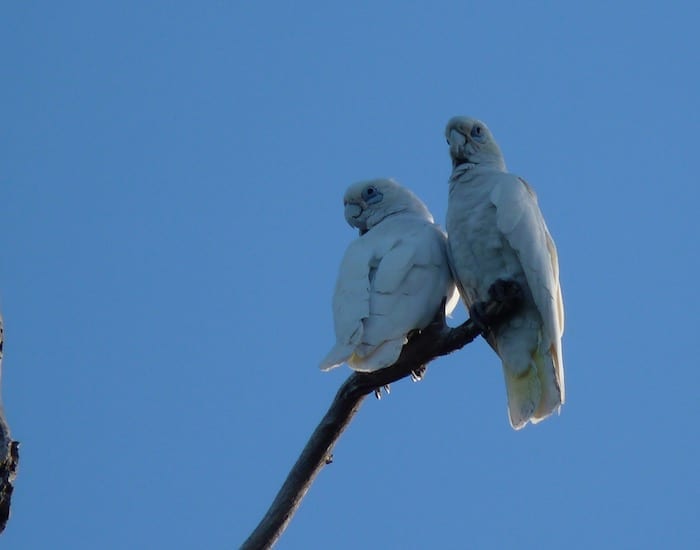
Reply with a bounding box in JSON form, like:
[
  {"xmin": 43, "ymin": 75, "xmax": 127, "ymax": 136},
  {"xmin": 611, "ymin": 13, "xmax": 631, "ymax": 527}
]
[
  {"xmin": 320, "ymin": 178, "xmax": 458, "ymax": 373},
  {"xmin": 445, "ymin": 116, "xmax": 565, "ymax": 429}
]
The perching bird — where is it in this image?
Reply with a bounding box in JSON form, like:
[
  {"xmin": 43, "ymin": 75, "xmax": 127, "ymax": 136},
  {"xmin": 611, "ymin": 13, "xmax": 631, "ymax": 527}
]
[
  {"xmin": 445, "ymin": 116, "xmax": 564, "ymax": 429},
  {"xmin": 320, "ymin": 178, "xmax": 458, "ymax": 373}
]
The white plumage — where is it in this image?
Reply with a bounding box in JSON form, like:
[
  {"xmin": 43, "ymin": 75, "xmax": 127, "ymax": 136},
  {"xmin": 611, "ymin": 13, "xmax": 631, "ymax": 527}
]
[
  {"xmin": 445, "ymin": 116, "xmax": 565, "ymax": 429},
  {"xmin": 320, "ymin": 178, "xmax": 457, "ymax": 372}
]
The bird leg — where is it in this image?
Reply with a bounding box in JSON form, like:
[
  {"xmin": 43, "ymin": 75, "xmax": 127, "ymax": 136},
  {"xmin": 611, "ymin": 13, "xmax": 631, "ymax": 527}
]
[{"xmin": 404, "ymin": 296, "xmax": 448, "ymax": 381}]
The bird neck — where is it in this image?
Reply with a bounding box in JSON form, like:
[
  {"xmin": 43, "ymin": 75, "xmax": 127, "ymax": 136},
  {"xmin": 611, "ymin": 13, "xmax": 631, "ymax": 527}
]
[{"xmin": 450, "ymin": 161, "xmax": 506, "ymax": 182}]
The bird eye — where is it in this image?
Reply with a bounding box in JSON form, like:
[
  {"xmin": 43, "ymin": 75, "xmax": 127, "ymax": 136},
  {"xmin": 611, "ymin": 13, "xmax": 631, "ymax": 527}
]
[
  {"xmin": 470, "ymin": 125, "xmax": 486, "ymax": 142},
  {"xmin": 361, "ymin": 185, "xmax": 382, "ymax": 203}
]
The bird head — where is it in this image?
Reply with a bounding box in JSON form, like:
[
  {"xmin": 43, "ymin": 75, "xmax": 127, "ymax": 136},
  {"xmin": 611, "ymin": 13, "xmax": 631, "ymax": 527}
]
[
  {"xmin": 343, "ymin": 178, "xmax": 433, "ymax": 235},
  {"xmin": 445, "ymin": 116, "xmax": 506, "ymax": 172}
]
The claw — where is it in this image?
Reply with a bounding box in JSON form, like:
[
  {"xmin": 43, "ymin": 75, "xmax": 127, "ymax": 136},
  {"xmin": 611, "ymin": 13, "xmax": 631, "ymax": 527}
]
[
  {"xmin": 374, "ymin": 385, "xmax": 391, "ymax": 399},
  {"xmin": 411, "ymin": 365, "xmax": 427, "ymax": 382}
]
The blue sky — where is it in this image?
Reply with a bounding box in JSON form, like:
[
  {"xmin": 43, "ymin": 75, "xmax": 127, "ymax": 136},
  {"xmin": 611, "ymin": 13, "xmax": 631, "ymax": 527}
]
[{"xmin": 2, "ymin": 1, "xmax": 699, "ymax": 548}]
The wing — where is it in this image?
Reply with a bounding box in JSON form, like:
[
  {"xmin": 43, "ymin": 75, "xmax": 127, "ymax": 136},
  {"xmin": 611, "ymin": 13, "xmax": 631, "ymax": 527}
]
[
  {"xmin": 321, "ymin": 221, "xmax": 454, "ymax": 372},
  {"xmin": 319, "ymin": 239, "xmax": 373, "ymax": 371},
  {"xmin": 491, "ymin": 176, "xmax": 565, "ymax": 396},
  {"xmin": 353, "ymin": 224, "xmax": 453, "ymax": 370}
]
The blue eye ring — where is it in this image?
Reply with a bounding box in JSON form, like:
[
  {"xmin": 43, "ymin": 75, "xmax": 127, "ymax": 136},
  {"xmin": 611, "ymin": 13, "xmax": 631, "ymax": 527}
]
[
  {"xmin": 470, "ymin": 125, "xmax": 484, "ymax": 140},
  {"xmin": 361, "ymin": 185, "xmax": 383, "ymax": 204}
]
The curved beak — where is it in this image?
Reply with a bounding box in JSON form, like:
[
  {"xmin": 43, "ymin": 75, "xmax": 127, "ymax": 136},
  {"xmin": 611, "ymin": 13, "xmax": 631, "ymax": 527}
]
[
  {"xmin": 344, "ymin": 202, "xmax": 366, "ymax": 232},
  {"xmin": 447, "ymin": 128, "xmax": 469, "ymax": 167},
  {"xmin": 344, "ymin": 202, "xmax": 363, "ymax": 221}
]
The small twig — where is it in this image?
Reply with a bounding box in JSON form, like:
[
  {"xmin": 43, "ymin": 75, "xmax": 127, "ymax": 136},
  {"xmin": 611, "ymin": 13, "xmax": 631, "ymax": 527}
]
[
  {"xmin": 241, "ymin": 285, "xmax": 522, "ymax": 549},
  {"xmin": 0, "ymin": 316, "xmax": 19, "ymax": 535}
]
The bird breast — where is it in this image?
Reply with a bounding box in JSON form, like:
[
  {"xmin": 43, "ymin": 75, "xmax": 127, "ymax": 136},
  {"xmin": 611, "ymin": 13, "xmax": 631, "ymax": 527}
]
[{"xmin": 447, "ymin": 179, "xmax": 521, "ymax": 304}]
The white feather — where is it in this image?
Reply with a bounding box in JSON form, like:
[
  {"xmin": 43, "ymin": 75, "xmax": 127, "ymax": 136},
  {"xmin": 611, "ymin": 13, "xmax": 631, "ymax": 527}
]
[
  {"xmin": 445, "ymin": 117, "xmax": 565, "ymax": 429},
  {"xmin": 320, "ymin": 179, "xmax": 456, "ymax": 372}
]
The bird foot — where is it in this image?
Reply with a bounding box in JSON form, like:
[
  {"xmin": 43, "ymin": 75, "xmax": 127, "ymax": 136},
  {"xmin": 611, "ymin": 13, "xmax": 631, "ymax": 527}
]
[
  {"xmin": 488, "ymin": 279, "xmax": 522, "ymax": 303},
  {"xmin": 410, "ymin": 365, "xmax": 427, "ymax": 382},
  {"xmin": 471, "ymin": 279, "xmax": 523, "ymax": 334}
]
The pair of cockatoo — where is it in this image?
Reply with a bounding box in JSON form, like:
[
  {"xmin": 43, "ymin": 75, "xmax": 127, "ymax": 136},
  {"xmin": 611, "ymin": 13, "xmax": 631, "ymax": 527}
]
[{"xmin": 319, "ymin": 117, "xmax": 565, "ymax": 430}]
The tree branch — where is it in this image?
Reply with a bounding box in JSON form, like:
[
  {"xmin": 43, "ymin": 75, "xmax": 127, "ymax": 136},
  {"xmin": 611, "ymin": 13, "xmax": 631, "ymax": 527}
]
[
  {"xmin": 0, "ymin": 316, "xmax": 19, "ymax": 535},
  {"xmin": 241, "ymin": 284, "xmax": 522, "ymax": 550}
]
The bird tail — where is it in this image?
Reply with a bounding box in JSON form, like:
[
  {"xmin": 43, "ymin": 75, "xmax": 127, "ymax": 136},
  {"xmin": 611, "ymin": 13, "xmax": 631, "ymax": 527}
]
[
  {"xmin": 347, "ymin": 339, "xmax": 405, "ymax": 372},
  {"xmin": 319, "ymin": 338, "xmax": 405, "ymax": 372},
  {"xmin": 319, "ymin": 344, "xmax": 353, "ymax": 372},
  {"xmin": 503, "ymin": 345, "xmax": 563, "ymax": 430}
]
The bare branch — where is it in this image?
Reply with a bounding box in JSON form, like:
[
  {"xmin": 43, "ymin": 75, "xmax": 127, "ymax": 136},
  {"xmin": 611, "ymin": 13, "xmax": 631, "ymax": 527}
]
[
  {"xmin": 0, "ymin": 316, "xmax": 19, "ymax": 535},
  {"xmin": 241, "ymin": 285, "xmax": 522, "ymax": 550}
]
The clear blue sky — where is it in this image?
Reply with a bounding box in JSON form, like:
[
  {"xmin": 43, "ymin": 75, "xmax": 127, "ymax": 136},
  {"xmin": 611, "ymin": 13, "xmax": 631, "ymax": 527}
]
[{"xmin": 2, "ymin": 2, "xmax": 699, "ymax": 548}]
